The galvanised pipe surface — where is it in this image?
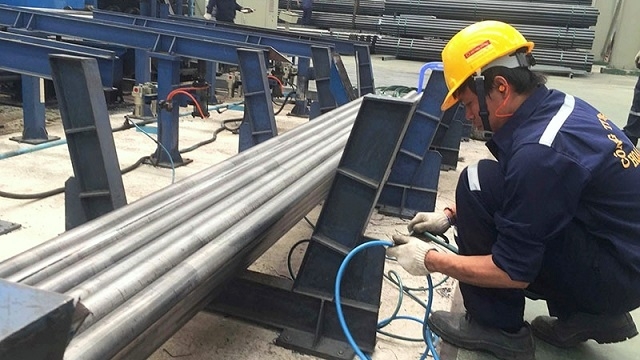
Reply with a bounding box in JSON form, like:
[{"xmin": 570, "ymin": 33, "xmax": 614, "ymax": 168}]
[
  {"xmin": 67, "ymin": 127, "xmax": 351, "ymax": 332},
  {"xmin": 16, "ymin": 105, "xmax": 360, "ymax": 290},
  {"xmin": 64, "ymin": 153, "xmax": 341, "ymax": 360},
  {"xmin": 112, "ymin": 171, "xmax": 335, "ymax": 360},
  {"xmin": 0, "ymin": 98, "xmax": 362, "ymax": 280}
]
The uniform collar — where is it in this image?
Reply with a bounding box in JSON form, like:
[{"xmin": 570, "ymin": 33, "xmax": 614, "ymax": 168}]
[{"xmin": 487, "ymin": 85, "xmax": 550, "ymax": 158}]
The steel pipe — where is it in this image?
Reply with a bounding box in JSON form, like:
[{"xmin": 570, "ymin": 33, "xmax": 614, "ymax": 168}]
[
  {"xmin": 67, "ymin": 126, "xmax": 351, "ymax": 332},
  {"xmin": 0, "ymin": 99, "xmax": 363, "ymax": 280},
  {"xmin": 63, "ymin": 153, "xmax": 341, "ymax": 360},
  {"xmin": 14, "ymin": 104, "xmax": 360, "ymax": 289}
]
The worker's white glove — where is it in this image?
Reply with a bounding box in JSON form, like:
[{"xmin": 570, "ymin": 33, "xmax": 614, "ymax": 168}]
[
  {"xmin": 203, "ymin": 12, "xmax": 212, "ymax": 20},
  {"xmin": 240, "ymin": 7, "xmax": 254, "ymax": 13},
  {"xmin": 386, "ymin": 234, "xmax": 448, "ymax": 276},
  {"xmin": 408, "ymin": 211, "xmax": 451, "ymax": 235},
  {"xmin": 635, "ymin": 49, "xmax": 640, "ymax": 69}
]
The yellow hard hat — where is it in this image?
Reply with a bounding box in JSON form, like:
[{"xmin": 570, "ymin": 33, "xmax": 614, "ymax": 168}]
[{"xmin": 440, "ymin": 20, "xmax": 534, "ymax": 110}]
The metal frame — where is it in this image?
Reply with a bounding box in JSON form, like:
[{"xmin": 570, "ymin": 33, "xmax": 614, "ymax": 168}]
[
  {"xmin": 0, "ymin": 4, "xmax": 280, "ymax": 165},
  {"xmin": 0, "ymin": 31, "xmax": 119, "ymax": 144}
]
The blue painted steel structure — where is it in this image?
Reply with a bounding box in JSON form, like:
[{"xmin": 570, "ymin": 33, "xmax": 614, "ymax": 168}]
[
  {"xmin": 0, "ymin": 4, "xmax": 283, "ymax": 165},
  {"xmin": 93, "ymin": 9, "xmax": 369, "ymax": 123},
  {"xmin": 237, "ymin": 49, "xmax": 278, "ymax": 152},
  {"xmin": 49, "ymin": 54, "xmax": 128, "ymax": 230},
  {"xmin": 0, "ymin": 31, "xmax": 120, "ymax": 144},
  {"xmin": 377, "ymin": 70, "xmax": 449, "ymax": 219}
]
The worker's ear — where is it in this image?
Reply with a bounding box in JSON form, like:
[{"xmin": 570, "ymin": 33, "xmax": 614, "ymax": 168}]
[{"xmin": 493, "ymin": 76, "xmax": 509, "ymax": 97}]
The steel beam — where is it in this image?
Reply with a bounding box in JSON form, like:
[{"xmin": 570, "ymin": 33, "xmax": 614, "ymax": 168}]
[
  {"xmin": 93, "ymin": 9, "xmax": 325, "ymax": 58},
  {"xmin": 168, "ymin": 13, "xmax": 359, "ymax": 56}
]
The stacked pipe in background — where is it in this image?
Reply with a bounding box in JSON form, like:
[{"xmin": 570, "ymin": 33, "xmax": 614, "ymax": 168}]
[
  {"xmin": 279, "ymin": 0, "xmax": 598, "ymax": 73},
  {"xmin": 0, "ymin": 95, "xmax": 411, "ymax": 360}
]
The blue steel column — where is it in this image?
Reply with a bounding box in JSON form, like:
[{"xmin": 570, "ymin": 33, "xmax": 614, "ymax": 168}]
[
  {"xmin": 290, "ymin": 57, "xmax": 310, "ymax": 117},
  {"xmin": 154, "ymin": 55, "xmax": 189, "ymax": 167},
  {"xmin": 135, "ymin": 49, "xmax": 154, "ymax": 118},
  {"xmin": 10, "ymin": 75, "xmax": 59, "ymax": 144},
  {"xmin": 237, "ymin": 49, "xmax": 277, "ymax": 152},
  {"xmin": 206, "ymin": 61, "xmax": 218, "ymax": 104}
]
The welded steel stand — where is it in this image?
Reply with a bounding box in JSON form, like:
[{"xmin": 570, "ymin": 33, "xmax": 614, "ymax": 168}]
[
  {"xmin": 377, "ymin": 70, "xmax": 449, "ymax": 219},
  {"xmin": 208, "ymin": 95, "xmax": 417, "ymax": 360},
  {"xmin": 9, "ymin": 75, "xmax": 59, "ymax": 144},
  {"xmin": 237, "ymin": 49, "xmax": 278, "ymax": 152},
  {"xmin": 0, "ymin": 279, "xmax": 76, "ymax": 360},
  {"xmin": 354, "ymin": 44, "xmax": 375, "ymax": 96},
  {"xmin": 431, "ymin": 103, "xmax": 466, "ymax": 171},
  {"xmin": 49, "ymin": 55, "xmax": 127, "ymax": 230}
]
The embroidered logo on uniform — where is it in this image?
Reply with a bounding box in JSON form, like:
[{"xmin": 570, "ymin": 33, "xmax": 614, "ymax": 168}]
[{"xmin": 464, "ymin": 40, "xmax": 491, "ymax": 59}]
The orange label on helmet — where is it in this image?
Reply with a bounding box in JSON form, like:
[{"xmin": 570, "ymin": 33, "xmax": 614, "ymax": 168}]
[{"xmin": 464, "ymin": 40, "xmax": 491, "ymax": 59}]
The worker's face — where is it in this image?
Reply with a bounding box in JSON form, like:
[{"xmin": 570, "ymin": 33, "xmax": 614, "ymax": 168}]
[{"xmin": 456, "ymin": 85, "xmax": 506, "ymax": 132}]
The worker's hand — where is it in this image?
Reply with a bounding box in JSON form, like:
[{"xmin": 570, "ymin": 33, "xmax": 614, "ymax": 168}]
[
  {"xmin": 386, "ymin": 234, "xmax": 447, "ymax": 276},
  {"xmin": 240, "ymin": 7, "xmax": 254, "ymax": 13},
  {"xmin": 408, "ymin": 211, "xmax": 451, "ymax": 235},
  {"xmin": 635, "ymin": 49, "xmax": 640, "ymax": 69},
  {"xmin": 203, "ymin": 12, "xmax": 212, "ymax": 20}
]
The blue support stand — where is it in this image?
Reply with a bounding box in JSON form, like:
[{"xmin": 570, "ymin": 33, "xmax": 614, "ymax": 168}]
[
  {"xmin": 377, "ymin": 70, "xmax": 449, "ymax": 218},
  {"xmin": 153, "ymin": 55, "xmax": 191, "ymax": 167},
  {"xmin": 10, "ymin": 75, "xmax": 59, "ymax": 144},
  {"xmin": 431, "ymin": 103, "xmax": 466, "ymax": 171},
  {"xmin": 237, "ymin": 49, "xmax": 277, "ymax": 152},
  {"xmin": 48, "ymin": 54, "xmax": 127, "ymax": 230},
  {"xmin": 354, "ymin": 44, "xmax": 375, "ymax": 96},
  {"xmin": 208, "ymin": 95, "xmax": 418, "ymax": 360},
  {"xmin": 328, "ymin": 53, "xmax": 357, "ymax": 106},
  {"xmin": 287, "ymin": 95, "xmax": 417, "ymax": 358},
  {"xmin": 310, "ymin": 46, "xmax": 338, "ymax": 115}
]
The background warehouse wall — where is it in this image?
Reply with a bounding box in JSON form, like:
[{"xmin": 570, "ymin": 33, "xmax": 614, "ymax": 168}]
[{"xmin": 592, "ymin": 0, "xmax": 640, "ymax": 70}]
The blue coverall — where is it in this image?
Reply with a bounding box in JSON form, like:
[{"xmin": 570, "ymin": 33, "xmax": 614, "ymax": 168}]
[
  {"xmin": 206, "ymin": 0, "xmax": 243, "ymax": 23},
  {"xmin": 455, "ymin": 85, "xmax": 640, "ymax": 330}
]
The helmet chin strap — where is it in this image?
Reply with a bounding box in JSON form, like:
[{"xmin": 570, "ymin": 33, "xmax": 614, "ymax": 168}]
[{"xmin": 473, "ymin": 73, "xmax": 492, "ymax": 133}]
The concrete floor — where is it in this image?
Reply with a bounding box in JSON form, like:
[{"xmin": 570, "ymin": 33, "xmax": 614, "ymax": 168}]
[{"xmin": 1, "ymin": 55, "xmax": 639, "ymax": 360}]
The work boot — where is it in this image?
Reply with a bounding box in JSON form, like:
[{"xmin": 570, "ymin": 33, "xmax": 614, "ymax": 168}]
[
  {"xmin": 428, "ymin": 311, "xmax": 535, "ymax": 360},
  {"xmin": 531, "ymin": 312, "xmax": 638, "ymax": 348}
]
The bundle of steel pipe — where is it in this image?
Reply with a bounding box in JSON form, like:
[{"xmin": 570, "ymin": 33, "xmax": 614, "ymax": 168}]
[
  {"xmin": 375, "ymin": 36, "xmax": 593, "ymax": 72},
  {"xmin": 3, "ymin": 95, "xmax": 425, "ymax": 360},
  {"xmin": 279, "ymin": 0, "xmax": 385, "ymax": 16},
  {"xmin": 489, "ymin": 0, "xmax": 593, "ymax": 4},
  {"xmin": 378, "ymin": 15, "xmax": 594, "ymax": 50},
  {"xmin": 306, "ymin": 10, "xmax": 381, "ymax": 31},
  {"xmin": 384, "ymin": 0, "xmax": 598, "ymax": 28}
]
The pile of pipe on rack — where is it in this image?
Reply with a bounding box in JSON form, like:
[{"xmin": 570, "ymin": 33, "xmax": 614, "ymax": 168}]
[
  {"xmin": 280, "ymin": 0, "xmax": 598, "ymax": 73},
  {"xmin": 0, "ymin": 95, "xmax": 404, "ymax": 360}
]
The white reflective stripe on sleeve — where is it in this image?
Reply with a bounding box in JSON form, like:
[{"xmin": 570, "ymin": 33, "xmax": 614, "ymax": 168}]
[
  {"xmin": 630, "ymin": 110, "xmax": 640, "ymax": 117},
  {"xmin": 539, "ymin": 94, "xmax": 575, "ymax": 147},
  {"xmin": 467, "ymin": 162, "xmax": 481, "ymax": 191}
]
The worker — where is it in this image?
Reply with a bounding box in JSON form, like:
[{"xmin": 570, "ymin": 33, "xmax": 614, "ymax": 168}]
[
  {"xmin": 386, "ymin": 20, "xmax": 640, "ymax": 360},
  {"xmin": 297, "ymin": 0, "xmax": 313, "ymax": 26},
  {"xmin": 622, "ymin": 49, "xmax": 640, "ymax": 146},
  {"xmin": 203, "ymin": 0, "xmax": 253, "ymax": 23}
]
